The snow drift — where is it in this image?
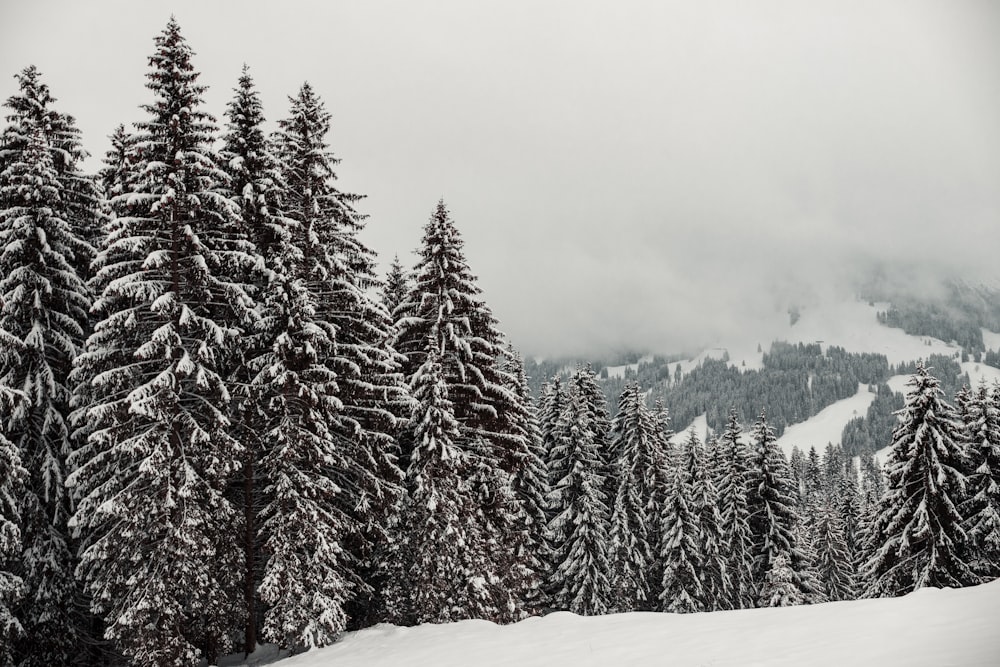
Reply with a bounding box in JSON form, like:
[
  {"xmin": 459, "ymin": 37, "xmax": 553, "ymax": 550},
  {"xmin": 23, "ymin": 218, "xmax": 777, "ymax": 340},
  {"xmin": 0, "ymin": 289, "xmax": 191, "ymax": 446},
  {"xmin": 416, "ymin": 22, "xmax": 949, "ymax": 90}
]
[{"xmin": 238, "ymin": 579, "xmax": 1000, "ymax": 667}]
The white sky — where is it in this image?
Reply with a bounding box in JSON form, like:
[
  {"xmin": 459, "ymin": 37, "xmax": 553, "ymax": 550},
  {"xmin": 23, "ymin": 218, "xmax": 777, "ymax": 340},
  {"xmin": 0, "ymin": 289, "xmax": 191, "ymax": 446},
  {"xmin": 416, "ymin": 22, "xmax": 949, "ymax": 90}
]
[{"xmin": 2, "ymin": 0, "xmax": 998, "ymax": 357}]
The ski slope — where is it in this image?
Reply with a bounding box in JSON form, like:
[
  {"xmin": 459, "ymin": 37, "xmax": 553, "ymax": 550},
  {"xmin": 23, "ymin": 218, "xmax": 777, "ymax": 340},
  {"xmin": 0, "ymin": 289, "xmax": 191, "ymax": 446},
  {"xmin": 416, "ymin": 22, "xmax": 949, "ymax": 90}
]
[
  {"xmin": 234, "ymin": 580, "xmax": 1000, "ymax": 667},
  {"xmin": 775, "ymin": 384, "xmax": 876, "ymax": 458}
]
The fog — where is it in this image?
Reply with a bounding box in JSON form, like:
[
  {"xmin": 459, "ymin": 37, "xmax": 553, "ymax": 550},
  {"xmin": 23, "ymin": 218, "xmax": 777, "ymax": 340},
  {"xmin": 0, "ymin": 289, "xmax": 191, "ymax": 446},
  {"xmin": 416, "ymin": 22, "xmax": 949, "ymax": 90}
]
[{"xmin": 2, "ymin": 0, "xmax": 998, "ymax": 357}]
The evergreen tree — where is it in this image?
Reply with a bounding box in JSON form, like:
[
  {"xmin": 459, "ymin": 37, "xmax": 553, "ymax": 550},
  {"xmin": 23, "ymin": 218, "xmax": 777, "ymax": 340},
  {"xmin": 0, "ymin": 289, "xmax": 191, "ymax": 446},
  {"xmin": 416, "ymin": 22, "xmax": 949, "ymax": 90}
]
[
  {"xmin": 506, "ymin": 349, "xmax": 550, "ymax": 614},
  {"xmin": 0, "ymin": 385, "xmax": 27, "ymax": 667},
  {"xmin": 716, "ymin": 408, "xmax": 755, "ymax": 608},
  {"xmin": 659, "ymin": 433, "xmax": 704, "ymax": 613},
  {"xmin": 392, "ymin": 200, "xmax": 528, "ymax": 621},
  {"xmin": 684, "ymin": 430, "xmax": 730, "ymax": 610},
  {"xmin": 758, "ymin": 554, "xmax": 801, "ymax": 607},
  {"xmin": 385, "ymin": 347, "xmax": 485, "ymax": 624},
  {"xmin": 863, "ymin": 364, "xmax": 976, "ymax": 597},
  {"xmin": 0, "ymin": 98, "xmax": 92, "ymax": 663},
  {"xmin": 607, "ymin": 382, "xmax": 665, "ymax": 611},
  {"xmin": 545, "ymin": 391, "xmax": 612, "ymax": 615},
  {"xmin": 960, "ymin": 380, "xmax": 1000, "ymax": 580},
  {"xmin": 273, "ymin": 81, "xmax": 408, "ymax": 627},
  {"xmin": 381, "ymin": 254, "xmax": 409, "ymax": 321},
  {"xmin": 747, "ymin": 410, "xmax": 817, "ymax": 603},
  {"xmin": 540, "ymin": 376, "xmax": 567, "ymax": 516},
  {"xmin": 813, "ymin": 499, "xmax": 856, "ymax": 601},
  {"xmin": 67, "ymin": 20, "xmax": 255, "ymax": 665}
]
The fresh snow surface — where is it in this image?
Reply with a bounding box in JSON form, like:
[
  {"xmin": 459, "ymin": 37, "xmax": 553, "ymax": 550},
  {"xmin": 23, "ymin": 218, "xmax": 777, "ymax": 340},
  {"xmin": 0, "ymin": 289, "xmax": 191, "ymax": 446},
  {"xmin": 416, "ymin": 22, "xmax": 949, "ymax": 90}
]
[
  {"xmin": 775, "ymin": 384, "xmax": 876, "ymax": 458},
  {"xmin": 241, "ymin": 580, "xmax": 1000, "ymax": 667},
  {"xmin": 604, "ymin": 355, "xmax": 654, "ymax": 379},
  {"xmin": 669, "ymin": 413, "xmax": 709, "ymax": 445},
  {"xmin": 962, "ymin": 361, "xmax": 1000, "ymax": 387},
  {"xmin": 981, "ymin": 327, "xmax": 1000, "ymax": 351}
]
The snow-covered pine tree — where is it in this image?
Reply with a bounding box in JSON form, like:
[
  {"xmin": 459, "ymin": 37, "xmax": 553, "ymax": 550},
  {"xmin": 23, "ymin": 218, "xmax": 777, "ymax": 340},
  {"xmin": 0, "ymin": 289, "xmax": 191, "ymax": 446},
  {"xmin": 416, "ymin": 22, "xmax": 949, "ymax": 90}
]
[
  {"xmin": 506, "ymin": 348, "xmax": 550, "ymax": 615},
  {"xmin": 0, "ymin": 110, "xmax": 92, "ymax": 664},
  {"xmin": 273, "ymin": 83, "xmax": 408, "ymax": 625},
  {"xmin": 607, "ymin": 382, "xmax": 663, "ymax": 611},
  {"xmin": 545, "ymin": 390, "xmax": 612, "ymax": 615},
  {"xmin": 381, "ymin": 254, "xmax": 410, "ymax": 322},
  {"xmin": 758, "ymin": 554, "xmax": 801, "ymax": 607},
  {"xmin": 252, "ymin": 266, "xmax": 353, "ymax": 652},
  {"xmin": 659, "ymin": 432, "xmax": 705, "ymax": 613},
  {"xmin": 747, "ymin": 410, "xmax": 818, "ymax": 604},
  {"xmin": 684, "ymin": 429, "xmax": 730, "ymax": 610},
  {"xmin": 540, "ymin": 377, "xmax": 567, "ymax": 510},
  {"xmin": 385, "ymin": 345, "xmax": 485, "ymax": 624},
  {"xmin": 813, "ymin": 499, "xmax": 856, "ymax": 601},
  {"xmin": 0, "ymin": 66, "xmax": 102, "ymax": 282},
  {"xmin": 0, "ymin": 384, "xmax": 27, "ymax": 666},
  {"xmin": 392, "ymin": 200, "xmax": 528, "ymax": 621},
  {"xmin": 961, "ymin": 380, "xmax": 1000, "ymax": 580},
  {"xmin": 862, "ymin": 364, "xmax": 977, "ymax": 597},
  {"xmin": 67, "ymin": 20, "xmax": 256, "ymax": 665},
  {"xmin": 716, "ymin": 408, "xmax": 755, "ymax": 608}
]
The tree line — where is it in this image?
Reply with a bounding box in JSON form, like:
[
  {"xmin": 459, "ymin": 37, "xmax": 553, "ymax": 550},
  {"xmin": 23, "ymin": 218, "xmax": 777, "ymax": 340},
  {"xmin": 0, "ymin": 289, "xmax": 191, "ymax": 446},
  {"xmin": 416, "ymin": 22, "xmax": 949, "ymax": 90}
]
[{"xmin": 1, "ymin": 17, "xmax": 999, "ymax": 667}]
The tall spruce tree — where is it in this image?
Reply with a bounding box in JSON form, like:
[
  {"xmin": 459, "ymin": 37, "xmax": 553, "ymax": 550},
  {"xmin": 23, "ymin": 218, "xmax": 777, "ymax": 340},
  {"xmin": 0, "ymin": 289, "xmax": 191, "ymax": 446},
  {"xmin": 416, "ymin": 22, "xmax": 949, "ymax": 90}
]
[
  {"xmin": 392, "ymin": 200, "xmax": 529, "ymax": 621},
  {"xmin": 813, "ymin": 499, "xmax": 856, "ymax": 601},
  {"xmin": 685, "ymin": 429, "xmax": 730, "ymax": 610},
  {"xmin": 381, "ymin": 254, "xmax": 410, "ymax": 322},
  {"xmin": 961, "ymin": 380, "xmax": 1000, "ymax": 580},
  {"xmin": 607, "ymin": 382, "xmax": 665, "ymax": 611},
  {"xmin": 716, "ymin": 408, "xmax": 755, "ymax": 608},
  {"xmin": 67, "ymin": 20, "xmax": 256, "ymax": 665},
  {"xmin": 747, "ymin": 410, "xmax": 817, "ymax": 605},
  {"xmin": 659, "ymin": 432, "xmax": 705, "ymax": 613},
  {"xmin": 0, "ymin": 95, "xmax": 93, "ymax": 663},
  {"xmin": 545, "ymin": 390, "xmax": 612, "ymax": 615},
  {"xmin": 863, "ymin": 364, "xmax": 976, "ymax": 597},
  {"xmin": 273, "ymin": 81, "xmax": 408, "ymax": 627}
]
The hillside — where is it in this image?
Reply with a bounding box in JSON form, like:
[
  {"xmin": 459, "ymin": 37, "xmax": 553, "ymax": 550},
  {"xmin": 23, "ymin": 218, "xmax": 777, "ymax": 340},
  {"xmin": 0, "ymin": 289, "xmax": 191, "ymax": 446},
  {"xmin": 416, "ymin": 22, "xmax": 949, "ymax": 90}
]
[{"xmin": 229, "ymin": 580, "xmax": 1000, "ymax": 667}]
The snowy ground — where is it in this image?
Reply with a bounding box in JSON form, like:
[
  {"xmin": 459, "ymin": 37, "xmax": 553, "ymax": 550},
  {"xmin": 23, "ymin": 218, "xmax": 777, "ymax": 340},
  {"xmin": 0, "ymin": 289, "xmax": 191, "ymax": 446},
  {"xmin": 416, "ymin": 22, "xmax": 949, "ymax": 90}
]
[
  {"xmin": 775, "ymin": 383, "xmax": 876, "ymax": 458},
  {"xmin": 233, "ymin": 580, "xmax": 1000, "ymax": 667}
]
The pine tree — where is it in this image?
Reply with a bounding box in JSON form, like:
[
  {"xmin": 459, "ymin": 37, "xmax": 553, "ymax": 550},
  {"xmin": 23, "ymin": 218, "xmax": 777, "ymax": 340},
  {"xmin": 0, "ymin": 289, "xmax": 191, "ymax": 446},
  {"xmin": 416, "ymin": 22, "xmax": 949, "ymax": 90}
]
[
  {"xmin": 758, "ymin": 554, "xmax": 801, "ymax": 607},
  {"xmin": 0, "ymin": 384, "xmax": 27, "ymax": 667},
  {"xmin": 506, "ymin": 349, "xmax": 550, "ymax": 614},
  {"xmin": 813, "ymin": 499, "xmax": 856, "ymax": 601},
  {"xmin": 684, "ymin": 430, "xmax": 730, "ymax": 610},
  {"xmin": 659, "ymin": 433, "xmax": 704, "ymax": 613},
  {"xmin": 747, "ymin": 410, "xmax": 817, "ymax": 604},
  {"xmin": 381, "ymin": 254, "xmax": 409, "ymax": 321},
  {"xmin": 67, "ymin": 20, "xmax": 255, "ymax": 665},
  {"xmin": 392, "ymin": 200, "xmax": 528, "ymax": 621},
  {"xmin": 0, "ymin": 95, "xmax": 92, "ymax": 663},
  {"xmin": 273, "ymin": 81, "xmax": 408, "ymax": 627},
  {"xmin": 607, "ymin": 382, "xmax": 665, "ymax": 611},
  {"xmin": 540, "ymin": 377, "xmax": 567, "ymax": 516},
  {"xmin": 384, "ymin": 347, "xmax": 487, "ymax": 624},
  {"xmin": 863, "ymin": 364, "xmax": 976, "ymax": 597},
  {"xmin": 716, "ymin": 408, "xmax": 755, "ymax": 608},
  {"xmin": 545, "ymin": 391, "xmax": 612, "ymax": 615},
  {"xmin": 961, "ymin": 380, "xmax": 1000, "ymax": 580}
]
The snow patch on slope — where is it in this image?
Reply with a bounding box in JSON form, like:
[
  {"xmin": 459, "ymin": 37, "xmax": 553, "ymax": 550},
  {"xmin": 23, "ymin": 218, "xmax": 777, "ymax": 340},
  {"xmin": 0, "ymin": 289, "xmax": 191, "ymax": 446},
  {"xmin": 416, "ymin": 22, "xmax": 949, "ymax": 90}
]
[
  {"xmin": 669, "ymin": 413, "xmax": 709, "ymax": 446},
  {"xmin": 775, "ymin": 384, "xmax": 876, "ymax": 458},
  {"xmin": 255, "ymin": 580, "xmax": 1000, "ymax": 667}
]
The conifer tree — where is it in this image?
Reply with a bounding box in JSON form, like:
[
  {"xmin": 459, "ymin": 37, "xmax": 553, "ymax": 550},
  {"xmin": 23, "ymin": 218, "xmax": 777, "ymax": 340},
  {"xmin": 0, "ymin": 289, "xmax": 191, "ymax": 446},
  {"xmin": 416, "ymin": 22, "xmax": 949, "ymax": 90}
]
[
  {"xmin": 381, "ymin": 254, "xmax": 410, "ymax": 321},
  {"xmin": 684, "ymin": 430, "xmax": 730, "ymax": 610},
  {"xmin": 540, "ymin": 377, "xmax": 567, "ymax": 515},
  {"xmin": 747, "ymin": 410, "xmax": 817, "ymax": 603},
  {"xmin": 392, "ymin": 200, "xmax": 528, "ymax": 620},
  {"xmin": 863, "ymin": 364, "xmax": 976, "ymax": 597},
  {"xmin": 546, "ymin": 391, "xmax": 612, "ymax": 615},
  {"xmin": 0, "ymin": 101, "xmax": 92, "ymax": 663},
  {"xmin": 273, "ymin": 81, "xmax": 408, "ymax": 626},
  {"xmin": 961, "ymin": 380, "xmax": 1000, "ymax": 580},
  {"xmin": 813, "ymin": 499, "xmax": 856, "ymax": 601},
  {"xmin": 716, "ymin": 408, "xmax": 755, "ymax": 608},
  {"xmin": 607, "ymin": 382, "xmax": 665, "ymax": 611},
  {"xmin": 0, "ymin": 385, "xmax": 27, "ymax": 666},
  {"xmin": 758, "ymin": 554, "xmax": 801, "ymax": 607},
  {"xmin": 659, "ymin": 433, "xmax": 704, "ymax": 613},
  {"xmin": 384, "ymin": 347, "xmax": 487, "ymax": 624},
  {"xmin": 67, "ymin": 20, "xmax": 255, "ymax": 664}
]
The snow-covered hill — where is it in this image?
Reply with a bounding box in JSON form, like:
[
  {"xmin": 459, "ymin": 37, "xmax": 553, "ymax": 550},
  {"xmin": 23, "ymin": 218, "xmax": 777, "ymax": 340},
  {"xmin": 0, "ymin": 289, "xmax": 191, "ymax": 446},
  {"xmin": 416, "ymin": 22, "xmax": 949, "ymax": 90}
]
[{"xmin": 232, "ymin": 580, "xmax": 1000, "ymax": 667}]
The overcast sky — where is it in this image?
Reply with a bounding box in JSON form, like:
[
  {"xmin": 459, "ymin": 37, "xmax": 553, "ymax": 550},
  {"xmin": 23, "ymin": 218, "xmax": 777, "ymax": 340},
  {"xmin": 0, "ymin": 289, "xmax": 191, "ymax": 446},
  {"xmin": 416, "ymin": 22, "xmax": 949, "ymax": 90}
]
[{"xmin": 2, "ymin": 0, "xmax": 998, "ymax": 357}]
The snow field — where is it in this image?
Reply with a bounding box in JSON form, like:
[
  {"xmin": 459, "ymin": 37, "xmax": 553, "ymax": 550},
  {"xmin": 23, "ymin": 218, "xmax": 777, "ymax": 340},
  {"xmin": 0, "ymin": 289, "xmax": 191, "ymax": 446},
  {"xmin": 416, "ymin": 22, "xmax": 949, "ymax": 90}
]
[
  {"xmin": 774, "ymin": 383, "xmax": 876, "ymax": 458},
  {"xmin": 253, "ymin": 580, "xmax": 1000, "ymax": 667}
]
